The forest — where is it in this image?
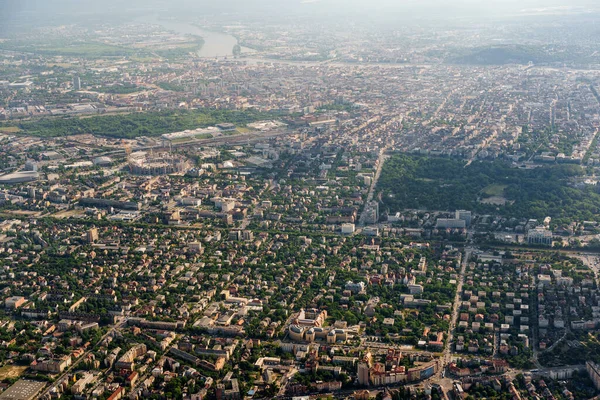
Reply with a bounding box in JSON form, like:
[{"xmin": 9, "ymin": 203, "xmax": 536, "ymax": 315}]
[
  {"xmin": 378, "ymin": 153, "xmax": 600, "ymax": 225},
  {"xmin": 4, "ymin": 109, "xmax": 275, "ymax": 139}
]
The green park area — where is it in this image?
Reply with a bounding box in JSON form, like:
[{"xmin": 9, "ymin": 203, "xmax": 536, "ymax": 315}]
[
  {"xmin": 2, "ymin": 109, "xmax": 274, "ymax": 139},
  {"xmin": 378, "ymin": 153, "xmax": 600, "ymax": 226}
]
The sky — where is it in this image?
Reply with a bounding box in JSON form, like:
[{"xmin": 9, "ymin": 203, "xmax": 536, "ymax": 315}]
[{"xmin": 0, "ymin": 0, "xmax": 598, "ymax": 30}]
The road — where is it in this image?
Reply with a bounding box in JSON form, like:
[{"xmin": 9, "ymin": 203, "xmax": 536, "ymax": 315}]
[
  {"xmin": 358, "ymin": 147, "xmax": 387, "ymax": 227},
  {"xmin": 573, "ymin": 253, "xmax": 600, "ymax": 285},
  {"xmin": 442, "ymin": 247, "xmax": 472, "ymax": 371}
]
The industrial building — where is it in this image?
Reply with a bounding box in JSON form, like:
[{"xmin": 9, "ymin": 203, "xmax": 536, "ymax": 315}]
[
  {"xmin": 0, "ymin": 171, "xmax": 39, "ymax": 184},
  {"xmin": 0, "ymin": 380, "xmax": 47, "ymax": 400}
]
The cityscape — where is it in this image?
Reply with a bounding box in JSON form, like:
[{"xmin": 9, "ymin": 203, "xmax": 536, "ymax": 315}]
[{"xmin": 1, "ymin": 0, "xmax": 600, "ymax": 399}]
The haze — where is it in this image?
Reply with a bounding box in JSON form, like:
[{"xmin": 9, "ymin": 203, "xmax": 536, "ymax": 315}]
[{"xmin": 1, "ymin": 0, "xmax": 599, "ymax": 28}]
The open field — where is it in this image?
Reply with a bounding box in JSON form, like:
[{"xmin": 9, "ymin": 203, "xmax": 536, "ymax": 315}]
[
  {"xmin": 482, "ymin": 184, "xmax": 507, "ymax": 196},
  {"xmin": 52, "ymin": 209, "xmax": 86, "ymax": 219},
  {"xmin": 0, "ymin": 366, "xmax": 28, "ymax": 380},
  {"xmin": 0, "ymin": 127, "xmax": 21, "ymax": 133},
  {"xmin": 0, "ymin": 210, "xmax": 43, "ymax": 217}
]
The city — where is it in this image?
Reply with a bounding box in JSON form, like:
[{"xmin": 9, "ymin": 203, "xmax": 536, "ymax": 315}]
[{"xmin": 1, "ymin": 1, "xmax": 600, "ymax": 399}]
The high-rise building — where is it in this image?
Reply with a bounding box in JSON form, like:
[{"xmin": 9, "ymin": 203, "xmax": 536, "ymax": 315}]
[
  {"xmin": 24, "ymin": 160, "xmax": 38, "ymax": 172},
  {"xmin": 357, "ymin": 362, "xmax": 370, "ymax": 386},
  {"xmin": 87, "ymin": 228, "xmax": 98, "ymax": 243},
  {"xmin": 455, "ymin": 210, "xmax": 472, "ymax": 227},
  {"xmin": 73, "ymin": 76, "xmax": 81, "ymax": 90},
  {"xmin": 364, "ymin": 201, "xmax": 379, "ymax": 224}
]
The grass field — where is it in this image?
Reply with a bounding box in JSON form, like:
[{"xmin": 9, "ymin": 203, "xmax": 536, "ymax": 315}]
[
  {"xmin": 0, "ymin": 366, "xmax": 28, "ymax": 380},
  {"xmin": 0, "ymin": 127, "xmax": 21, "ymax": 133},
  {"xmin": 482, "ymin": 184, "xmax": 507, "ymax": 196}
]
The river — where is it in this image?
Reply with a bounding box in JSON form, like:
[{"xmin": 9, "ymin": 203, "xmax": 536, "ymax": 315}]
[{"xmin": 139, "ymin": 15, "xmax": 255, "ymax": 59}]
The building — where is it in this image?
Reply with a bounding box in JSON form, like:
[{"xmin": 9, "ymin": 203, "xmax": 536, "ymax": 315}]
[
  {"xmin": 436, "ymin": 218, "xmax": 466, "ymax": 229},
  {"xmin": 72, "ymin": 372, "xmax": 96, "ymax": 394},
  {"xmin": 5, "ymin": 296, "xmax": 26, "ymax": 309},
  {"xmin": 162, "ymin": 127, "xmax": 220, "ymax": 142},
  {"xmin": 188, "ymin": 242, "xmax": 203, "ymax": 253},
  {"xmin": 0, "ymin": 380, "xmax": 47, "ymax": 400},
  {"xmin": 527, "ymin": 227, "xmax": 553, "ymax": 246},
  {"xmin": 587, "ymin": 361, "xmax": 600, "ymax": 390},
  {"xmin": 345, "ymin": 281, "xmax": 366, "ymax": 294},
  {"xmin": 295, "ymin": 309, "xmax": 327, "ymax": 327},
  {"xmin": 24, "ymin": 160, "xmax": 38, "ymax": 172},
  {"xmin": 216, "ymin": 378, "xmax": 240, "ymax": 400},
  {"xmin": 217, "ymin": 123, "xmax": 236, "ymax": 131},
  {"xmin": 364, "ymin": 202, "xmax": 379, "ymax": 224},
  {"xmin": 169, "ymin": 347, "xmax": 201, "ymax": 366},
  {"xmin": 455, "ymin": 210, "xmax": 472, "ymax": 227},
  {"xmin": 31, "ymin": 356, "xmax": 72, "ymax": 373},
  {"xmin": 341, "ymin": 223, "xmax": 356, "ymax": 234},
  {"xmin": 289, "ymin": 325, "xmax": 306, "ymax": 341},
  {"xmin": 408, "ymin": 284, "xmax": 424, "ymax": 294},
  {"xmin": 87, "ymin": 228, "xmax": 99, "ymax": 243},
  {"xmin": 128, "ymin": 151, "xmax": 191, "ymax": 176},
  {"xmin": 79, "ymin": 198, "xmax": 140, "ymax": 211},
  {"xmin": 363, "ymin": 226, "xmax": 380, "ymax": 236},
  {"xmin": 93, "ymin": 156, "xmax": 113, "ymax": 166},
  {"xmin": 358, "ymin": 362, "xmax": 370, "ymax": 385},
  {"xmin": 127, "ymin": 317, "xmax": 185, "ymax": 330},
  {"xmin": 115, "ymin": 343, "xmax": 147, "ymax": 371},
  {"xmin": 73, "ymin": 76, "xmax": 81, "ymax": 90},
  {"xmin": 0, "ymin": 171, "xmax": 39, "ymax": 184}
]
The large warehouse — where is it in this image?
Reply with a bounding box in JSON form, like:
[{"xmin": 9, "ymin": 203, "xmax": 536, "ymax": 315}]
[
  {"xmin": 0, "ymin": 380, "xmax": 46, "ymax": 400},
  {"xmin": 0, "ymin": 171, "xmax": 39, "ymax": 184}
]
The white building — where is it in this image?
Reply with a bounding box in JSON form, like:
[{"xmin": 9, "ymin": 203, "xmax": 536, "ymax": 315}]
[
  {"xmin": 527, "ymin": 227, "xmax": 552, "ymax": 245},
  {"xmin": 341, "ymin": 223, "xmax": 355, "ymax": 234},
  {"xmin": 455, "ymin": 210, "xmax": 472, "ymax": 227},
  {"xmin": 436, "ymin": 218, "xmax": 466, "ymax": 229}
]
